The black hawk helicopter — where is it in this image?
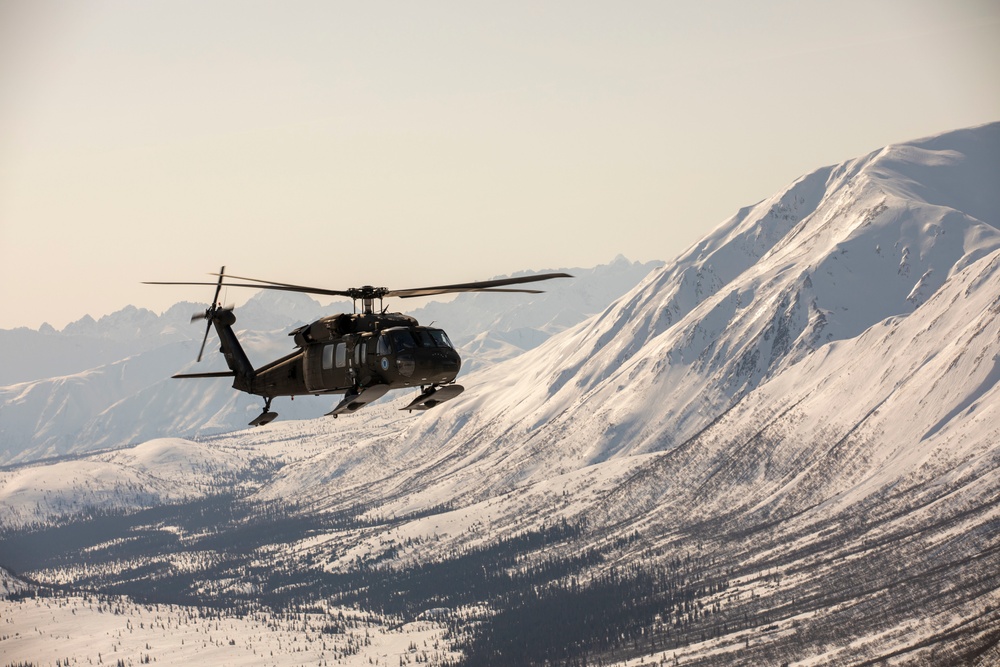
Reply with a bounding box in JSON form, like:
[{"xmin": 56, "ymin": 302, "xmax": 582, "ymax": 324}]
[{"xmin": 145, "ymin": 267, "xmax": 571, "ymax": 426}]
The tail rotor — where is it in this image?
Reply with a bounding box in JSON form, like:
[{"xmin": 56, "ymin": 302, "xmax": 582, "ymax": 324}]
[{"xmin": 190, "ymin": 265, "xmax": 227, "ymax": 362}]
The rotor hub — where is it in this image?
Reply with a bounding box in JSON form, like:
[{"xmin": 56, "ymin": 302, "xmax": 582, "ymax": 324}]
[{"xmin": 347, "ymin": 286, "xmax": 389, "ymax": 314}]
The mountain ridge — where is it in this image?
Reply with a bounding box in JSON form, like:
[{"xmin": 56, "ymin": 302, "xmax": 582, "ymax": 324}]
[{"xmin": 2, "ymin": 123, "xmax": 998, "ymax": 665}]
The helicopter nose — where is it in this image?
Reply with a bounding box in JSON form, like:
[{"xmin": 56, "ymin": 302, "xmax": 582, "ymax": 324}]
[
  {"xmin": 408, "ymin": 348, "xmax": 460, "ymax": 384},
  {"xmin": 437, "ymin": 348, "xmax": 461, "ymax": 375}
]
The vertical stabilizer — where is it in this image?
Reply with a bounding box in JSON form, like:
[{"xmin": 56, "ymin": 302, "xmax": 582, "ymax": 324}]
[{"xmin": 210, "ymin": 308, "xmax": 255, "ymax": 387}]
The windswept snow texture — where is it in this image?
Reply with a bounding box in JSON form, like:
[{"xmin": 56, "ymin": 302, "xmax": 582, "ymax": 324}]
[{"xmin": 3, "ymin": 123, "xmax": 999, "ymax": 666}]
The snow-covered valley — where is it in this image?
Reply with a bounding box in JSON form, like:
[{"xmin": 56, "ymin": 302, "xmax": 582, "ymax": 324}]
[{"xmin": 2, "ymin": 123, "xmax": 999, "ymax": 666}]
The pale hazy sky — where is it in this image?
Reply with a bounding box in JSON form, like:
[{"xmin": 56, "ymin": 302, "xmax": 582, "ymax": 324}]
[{"xmin": 2, "ymin": 0, "xmax": 998, "ymax": 330}]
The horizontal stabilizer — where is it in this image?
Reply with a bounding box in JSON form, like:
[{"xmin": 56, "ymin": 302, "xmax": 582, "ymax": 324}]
[{"xmin": 172, "ymin": 371, "xmax": 237, "ymax": 379}]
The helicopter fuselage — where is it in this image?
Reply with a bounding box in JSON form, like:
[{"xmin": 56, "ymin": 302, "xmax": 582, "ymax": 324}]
[
  {"xmin": 226, "ymin": 312, "xmax": 462, "ymax": 400},
  {"xmin": 151, "ymin": 268, "xmax": 570, "ymax": 425}
]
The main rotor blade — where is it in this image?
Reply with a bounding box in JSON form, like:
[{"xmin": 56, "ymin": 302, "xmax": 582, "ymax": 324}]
[
  {"xmin": 208, "ymin": 272, "xmax": 360, "ymax": 298},
  {"xmin": 145, "ymin": 271, "xmax": 572, "ymax": 300},
  {"xmin": 387, "ymin": 272, "xmax": 572, "ymax": 299},
  {"xmin": 391, "ymin": 286, "xmax": 548, "ymax": 298},
  {"xmin": 143, "ymin": 280, "xmax": 354, "ymax": 298}
]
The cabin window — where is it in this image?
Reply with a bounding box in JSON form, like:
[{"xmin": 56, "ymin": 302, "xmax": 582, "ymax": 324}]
[
  {"xmin": 335, "ymin": 342, "xmax": 347, "ymax": 368},
  {"xmin": 360, "ymin": 342, "xmax": 368, "ymax": 364},
  {"xmin": 376, "ymin": 336, "xmax": 391, "ymax": 356},
  {"xmin": 322, "ymin": 344, "xmax": 335, "ymax": 370}
]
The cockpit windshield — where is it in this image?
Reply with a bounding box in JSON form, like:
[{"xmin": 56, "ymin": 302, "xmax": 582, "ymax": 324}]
[
  {"xmin": 415, "ymin": 329, "xmax": 436, "ymax": 347},
  {"xmin": 428, "ymin": 329, "xmax": 453, "ymax": 348},
  {"xmin": 382, "ymin": 327, "xmax": 454, "ymax": 352},
  {"xmin": 388, "ymin": 330, "xmax": 417, "ymax": 351}
]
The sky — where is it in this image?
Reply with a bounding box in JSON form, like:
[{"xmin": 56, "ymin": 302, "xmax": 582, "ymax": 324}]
[{"xmin": 1, "ymin": 0, "xmax": 998, "ymax": 330}]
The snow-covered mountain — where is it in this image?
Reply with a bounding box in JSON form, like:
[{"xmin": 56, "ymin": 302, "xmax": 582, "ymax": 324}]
[
  {"xmin": 3, "ymin": 123, "xmax": 998, "ymax": 665},
  {"xmin": 386, "ymin": 122, "xmax": 1000, "ymax": 491},
  {"xmin": 0, "ymin": 303, "xmax": 197, "ymax": 386},
  {"xmin": 0, "ymin": 258, "xmax": 657, "ymax": 464},
  {"xmin": 241, "ymin": 123, "xmax": 1000, "ymax": 519}
]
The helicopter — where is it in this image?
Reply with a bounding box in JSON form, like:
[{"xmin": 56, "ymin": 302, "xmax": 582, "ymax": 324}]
[{"xmin": 145, "ymin": 267, "xmax": 571, "ymax": 426}]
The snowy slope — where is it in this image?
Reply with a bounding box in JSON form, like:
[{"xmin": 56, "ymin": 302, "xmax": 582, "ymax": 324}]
[
  {"xmin": 0, "ymin": 566, "xmax": 27, "ymax": 597},
  {"xmin": 259, "ymin": 123, "xmax": 1000, "ymax": 513},
  {"xmin": 1, "ymin": 594, "xmax": 460, "ymax": 666},
  {"xmin": 0, "ymin": 438, "xmax": 259, "ymax": 528}
]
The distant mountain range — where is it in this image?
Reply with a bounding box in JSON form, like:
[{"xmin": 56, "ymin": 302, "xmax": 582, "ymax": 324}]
[
  {"xmin": 2, "ymin": 123, "xmax": 998, "ymax": 666},
  {"xmin": 0, "ymin": 256, "xmax": 658, "ymax": 464}
]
